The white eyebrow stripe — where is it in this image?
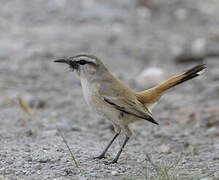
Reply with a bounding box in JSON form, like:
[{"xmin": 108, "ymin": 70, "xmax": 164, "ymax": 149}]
[{"xmin": 77, "ymin": 56, "xmax": 97, "ymax": 64}]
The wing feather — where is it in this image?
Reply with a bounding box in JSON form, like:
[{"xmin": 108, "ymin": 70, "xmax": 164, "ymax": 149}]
[{"xmin": 103, "ymin": 96, "xmax": 158, "ymax": 125}]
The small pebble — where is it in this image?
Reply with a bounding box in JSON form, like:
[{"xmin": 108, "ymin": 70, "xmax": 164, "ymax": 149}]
[
  {"xmin": 24, "ymin": 156, "xmax": 32, "ymax": 162},
  {"xmin": 38, "ymin": 157, "xmax": 50, "ymax": 163},
  {"xmin": 137, "ymin": 154, "xmax": 146, "ymax": 163},
  {"xmin": 191, "ymin": 38, "xmax": 206, "ymax": 55},
  {"xmin": 213, "ymin": 156, "xmax": 219, "ymax": 160},
  {"xmin": 33, "ymin": 163, "xmax": 42, "ymax": 170},
  {"xmin": 214, "ymin": 171, "xmax": 219, "ymax": 178},
  {"xmin": 200, "ymin": 178, "xmax": 208, "ymax": 180},
  {"xmin": 25, "ymin": 129, "xmax": 33, "ymax": 137},
  {"xmin": 111, "ymin": 170, "xmax": 119, "ymax": 176},
  {"xmin": 14, "ymin": 161, "xmax": 24, "ymax": 167},
  {"xmin": 159, "ymin": 144, "xmax": 171, "ymax": 154},
  {"xmin": 0, "ymin": 168, "xmax": 5, "ymax": 174}
]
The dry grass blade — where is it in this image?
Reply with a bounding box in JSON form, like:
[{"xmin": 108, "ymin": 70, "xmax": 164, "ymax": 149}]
[
  {"xmin": 16, "ymin": 94, "xmax": 31, "ymax": 115},
  {"xmin": 145, "ymin": 153, "xmax": 161, "ymax": 173},
  {"xmin": 144, "ymin": 154, "xmax": 183, "ymax": 180},
  {"xmin": 56, "ymin": 127, "xmax": 82, "ymax": 173}
]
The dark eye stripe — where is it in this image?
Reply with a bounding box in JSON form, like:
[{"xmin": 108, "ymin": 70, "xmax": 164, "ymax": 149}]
[{"xmin": 78, "ymin": 60, "xmax": 87, "ymax": 65}]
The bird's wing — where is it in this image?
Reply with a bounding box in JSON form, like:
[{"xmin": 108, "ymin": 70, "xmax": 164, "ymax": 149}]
[{"xmin": 102, "ymin": 96, "xmax": 158, "ymax": 125}]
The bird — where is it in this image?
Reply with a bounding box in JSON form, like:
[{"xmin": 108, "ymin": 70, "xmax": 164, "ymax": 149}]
[{"xmin": 54, "ymin": 53, "xmax": 206, "ymax": 164}]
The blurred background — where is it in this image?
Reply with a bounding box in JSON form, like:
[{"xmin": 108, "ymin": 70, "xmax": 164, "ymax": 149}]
[{"xmin": 0, "ymin": 0, "xmax": 219, "ymax": 179}]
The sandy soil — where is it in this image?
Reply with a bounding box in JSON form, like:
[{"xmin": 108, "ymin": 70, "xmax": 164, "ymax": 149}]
[{"xmin": 0, "ymin": 0, "xmax": 219, "ymax": 179}]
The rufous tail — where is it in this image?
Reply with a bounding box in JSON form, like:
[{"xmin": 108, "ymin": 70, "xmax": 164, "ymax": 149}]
[{"xmin": 136, "ymin": 64, "xmax": 206, "ymax": 105}]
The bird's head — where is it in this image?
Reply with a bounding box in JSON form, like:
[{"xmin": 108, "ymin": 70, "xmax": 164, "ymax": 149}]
[{"xmin": 54, "ymin": 53, "xmax": 107, "ymax": 80}]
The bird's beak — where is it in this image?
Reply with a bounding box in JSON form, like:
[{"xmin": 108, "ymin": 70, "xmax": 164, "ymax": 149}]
[
  {"xmin": 54, "ymin": 58, "xmax": 70, "ymax": 64},
  {"xmin": 54, "ymin": 58, "xmax": 79, "ymax": 70}
]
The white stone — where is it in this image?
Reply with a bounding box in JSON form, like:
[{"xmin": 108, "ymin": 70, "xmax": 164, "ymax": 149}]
[
  {"xmin": 136, "ymin": 67, "xmax": 166, "ymax": 88},
  {"xmin": 191, "ymin": 38, "xmax": 206, "ymax": 55},
  {"xmin": 159, "ymin": 144, "xmax": 171, "ymax": 154},
  {"xmin": 111, "ymin": 170, "xmax": 119, "ymax": 176}
]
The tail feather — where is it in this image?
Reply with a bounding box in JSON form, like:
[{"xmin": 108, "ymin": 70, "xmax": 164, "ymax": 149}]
[
  {"xmin": 159, "ymin": 64, "xmax": 206, "ymax": 90},
  {"xmin": 136, "ymin": 64, "xmax": 206, "ymax": 104}
]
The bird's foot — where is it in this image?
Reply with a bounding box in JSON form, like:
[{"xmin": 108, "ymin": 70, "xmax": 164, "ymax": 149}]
[
  {"xmin": 104, "ymin": 159, "xmax": 117, "ymax": 165},
  {"xmin": 93, "ymin": 154, "xmax": 106, "ymax": 160}
]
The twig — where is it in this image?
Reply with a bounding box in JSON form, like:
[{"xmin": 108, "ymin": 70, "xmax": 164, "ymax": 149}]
[
  {"xmin": 56, "ymin": 127, "xmax": 82, "ymax": 173},
  {"xmin": 16, "ymin": 94, "xmax": 31, "ymax": 115}
]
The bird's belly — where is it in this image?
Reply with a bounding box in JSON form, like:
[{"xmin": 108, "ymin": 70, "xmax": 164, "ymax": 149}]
[
  {"xmin": 90, "ymin": 95, "xmax": 120, "ymax": 122},
  {"xmin": 81, "ymin": 80, "xmax": 120, "ymax": 122},
  {"xmin": 81, "ymin": 80, "xmax": 142, "ymax": 125},
  {"xmin": 89, "ymin": 96, "xmax": 141, "ymax": 125}
]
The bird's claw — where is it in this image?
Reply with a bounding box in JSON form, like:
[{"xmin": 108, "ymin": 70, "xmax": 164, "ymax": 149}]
[
  {"xmin": 104, "ymin": 160, "xmax": 117, "ymax": 165},
  {"xmin": 93, "ymin": 154, "xmax": 106, "ymax": 160}
]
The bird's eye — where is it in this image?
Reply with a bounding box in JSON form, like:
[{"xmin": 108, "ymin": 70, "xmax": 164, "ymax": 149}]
[{"xmin": 78, "ymin": 60, "xmax": 87, "ymax": 65}]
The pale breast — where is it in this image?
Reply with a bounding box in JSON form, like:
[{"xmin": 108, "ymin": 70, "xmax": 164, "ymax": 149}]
[
  {"xmin": 81, "ymin": 79, "xmax": 104, "ymax": 111},
  {"xmin": 80, "ymin": 79, "xmax": 120, "ymax": 122},
  {"xmin": 81, "ymin": 78, "xmax": 93, "ymax": 106}
]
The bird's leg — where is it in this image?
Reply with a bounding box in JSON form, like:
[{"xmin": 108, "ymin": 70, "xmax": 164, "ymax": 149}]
[
  {"xmin": 94, "ymin": 133, "xmax": 119, "ymax": 159},
  {"xmin": 106, "ymin": 135, "xmax": 130, "ymax": 164}
]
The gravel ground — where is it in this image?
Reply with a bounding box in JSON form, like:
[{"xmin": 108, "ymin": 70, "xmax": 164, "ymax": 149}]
[{"xmin": 0, "ymin": 0, "xmax": 219, "ymax": 179}]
